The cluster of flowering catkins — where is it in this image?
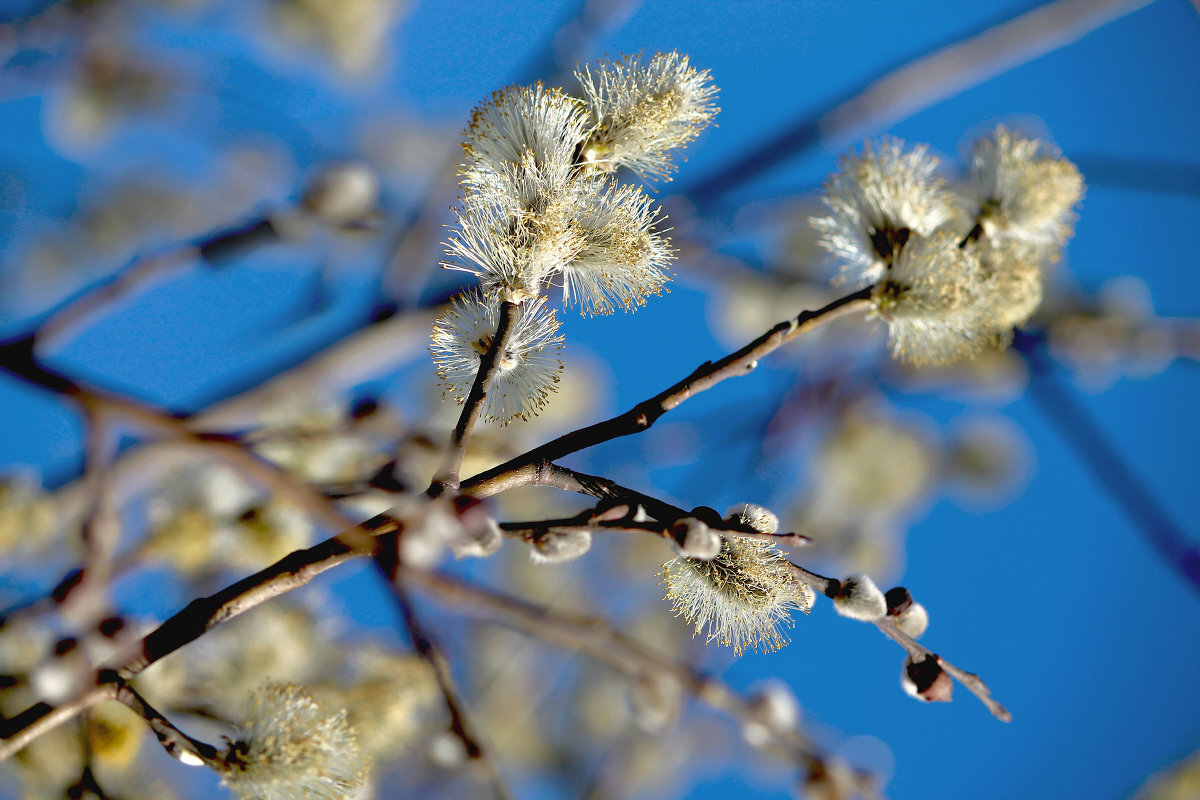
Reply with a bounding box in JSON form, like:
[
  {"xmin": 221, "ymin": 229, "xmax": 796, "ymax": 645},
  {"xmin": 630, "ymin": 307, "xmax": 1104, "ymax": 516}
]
[
  {"xmin": 430, "ymin": 52, "xmax": 718, "ymax": 423},
  {"xmin": 813, "ymin": 130, "xmax": 1083, "ymax": 365}
]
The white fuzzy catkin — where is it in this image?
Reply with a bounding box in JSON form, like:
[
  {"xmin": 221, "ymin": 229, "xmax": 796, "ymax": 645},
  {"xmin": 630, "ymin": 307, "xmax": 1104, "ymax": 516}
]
[
  {"xmin": 725, "ymin": 503, "xmax": 780, "ymax": 535},
  {"xmin": 970, "ymin": 125, "xmax": 1083, "ymax": 252},
  {"xmin": 832, "ymin": 574, "xmax": 887, "ymax": 621},
  {"xmin": 575, "ymin": 51, "xmax": 718, "ymax": 181},
  {"xmin": 661, "ymin": 537, "xmax": 810, "ymax": 656},
  {"xmin": 871, "ymin": 231, "xmax": 998, "ymax": 365},
  {"xmin": 894, "ymin": 601, "xmax": 930, "ymax": 639},
  {"xmin": 218, "ymin": 683, "xmax": 366, "ymax": 800},
  {"xmin": 811, "ymin": 138, "xmax": 956, "ymax": 286}
]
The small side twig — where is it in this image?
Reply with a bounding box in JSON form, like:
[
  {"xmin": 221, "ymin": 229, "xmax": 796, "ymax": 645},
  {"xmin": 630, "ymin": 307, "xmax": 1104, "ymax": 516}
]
[
  {"xmin": 404, "ymin": 568, "xmax": 840, "ymax": 772},
  {"xmin": 873, "ymin": 617, "xmax": 1011, "ymax": 722},
  {"xmin": 375, "ymin": 544, "xmax": 512, "ymax": 800},
  {"xmin": 111, "ymin": 675, "xmax": 220, "ymax": 767},
  {"xmin": 431, "ymin": 299, "xmax": 519, "ymax": 495}
]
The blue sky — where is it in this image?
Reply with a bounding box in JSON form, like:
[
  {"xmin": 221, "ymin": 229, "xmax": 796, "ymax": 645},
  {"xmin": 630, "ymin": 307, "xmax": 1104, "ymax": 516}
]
[{"xmin": 1, "ymin": 1, "xmax": 1199, "ymax": 798}]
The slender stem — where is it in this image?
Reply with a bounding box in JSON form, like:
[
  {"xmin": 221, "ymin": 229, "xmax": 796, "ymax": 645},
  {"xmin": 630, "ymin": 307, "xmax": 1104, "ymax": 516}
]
[
  {"xmin": 375, "ymin": 554, "xmax": 512, "ymax": 800},
  {"xmin": 0, "ymin": 524, "xmax": 389, "ymax": 760},
  {"xmin": 874, "ymin": 618, "xmax": 1011, "ymax": 722},
  {"xmin": 113, "ymin": 678, "xmax": 220, "ymax": 767},
  {"xmin": 462, "ymin": 288, "xmax": 873, "ymax": 494},
  {"xmin": 432, "ymin": 300, "xmax": 519, "ymax": 495},
  {"xmin": 404, "ymin": 569, "xmax": 834, "ymax": 768},
  {"xmin": 488, "ymin": 464, "xmax": 813, "ymax": 549},
  {"xmin": 0, "ymin": 338, "xmax": 357, "ymax": 533},
  {"xmin": 35, "ymin": 250, "xmax": 196, "ymax": 356}
]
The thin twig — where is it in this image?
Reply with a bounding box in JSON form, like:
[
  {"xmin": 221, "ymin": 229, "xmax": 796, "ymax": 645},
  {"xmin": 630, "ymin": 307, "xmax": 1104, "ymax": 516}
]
[
  {"xmin": 462, "ymin": 288, "xmax": 873, "ymax": 495},
  {"xmin": 375, "ymin": 554, "xmax": 513, "ymax": 800},
  {"xmin": 432, "ymin": 300, "xmax": 519, "ymax": 495},
  {"xmin": 34, "ymin": 250, "xmax": 197, "ymax": 355},
  {"xmin": 404, "ymin": 569, "xmax": 835, "ymax": 769},
  {"xmin": 0, "ymin": 523, "xmax": 389, "ymax": 760},
  {"xmin": 0, "ymin": 338, "xmax": 358, "ymax": 533},
  {"xmin": 112, "ymin": 677, "xmax": 220, "ymax": 767},
  {"xmin": 492, "ymin": 466, "xmax": 813, "ymax": 549},
  {"xmin": 874, "ymin": 617, "xmax": 1011, "ymax": 722}
]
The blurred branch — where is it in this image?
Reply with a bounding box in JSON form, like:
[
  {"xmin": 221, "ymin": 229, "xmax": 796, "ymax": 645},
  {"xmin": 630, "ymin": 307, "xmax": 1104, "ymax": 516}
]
[
  {"xmin": 1073, "ymin": 155, "xmax": 1200, "ymax": 199},
  {"xmin": 0, "ymin": 520, "xmax": 390, "ymax": 760},
  {"xmin": 1018, "ymin": 334, "xmax": 1200, "ymax": 596},
  {"xmin": 405, "ymin": 568, "xmax": 836, "ymax": 769},
  {"xmin": 682, "ymin": 0, "xmax": 1150, "ymax": 208},
  {"xmin": 376, "ymin": 557, "xmax": 512, "ymax": 800},
  {"xmin": 113, "ymin": 677, "xmax": 220, "ymax": 767}
]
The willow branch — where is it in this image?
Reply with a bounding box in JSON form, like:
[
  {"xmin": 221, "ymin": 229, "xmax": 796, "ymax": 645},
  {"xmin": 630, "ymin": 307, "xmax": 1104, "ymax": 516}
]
[
  {"xmin": 35, "ymin": 250, "xmax": 197, "ymax": 355},
  {"xmin": 404, "ymin": 569, "xmax": 834, "ymax": 769},
  {"xmin": 1021, "ymin": 339, "xmax": 1200, "ymax": 596},
  {"xmin": 432, "ymin": 300, "xmax": 519, "ymax": 494},
  {"xmin": 0, "ymin": 337, "xmax": 356, "ymax": 533},
  {"xmin": 46, "ymin": 308, "xmax": 435, "ymax": 525},
  {"xmin": 874, "ymin": 617, "xmax": 1011, "ymax": 722},
  {"xmin": 112, "ymin": 677, "xmax": 220, "ymax": 767},
  {"xmin": 0, "ymin": 523, "xmax": 390, "ymax": 760},
  {"xmin": 490, "ymin": 465, "xmax": 813, "ymax": 549},
  {"xmin": 462, "ymin": 287, "xmax": 873, "ymax": 495},
  {"xmin": 376, "ymin": 555, "xmax": 512, "ymax": 800}
]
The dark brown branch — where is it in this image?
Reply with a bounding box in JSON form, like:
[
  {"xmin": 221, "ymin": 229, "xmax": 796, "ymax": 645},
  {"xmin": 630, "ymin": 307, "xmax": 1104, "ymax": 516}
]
[
  {"xmin": 490, "ymin": 465, "xmax": 814, "ymax": 549},
  {"xmin": 461, "ymin": 288, "xmax": 873, "ymax": 495},
  {"xmin": 432, "ymin": 300, "xmax": 519, "ymax": 495},
  {"xmin": 112, "ymin": 677, "xmax": 221, "ymax": 767},
  {"xmin": 375, "ymin": 551, "xmax": 512, "ymax": 800},
  {"xmin": 0, "ymin": 523, "xmax": 391, "ymax": 760}
]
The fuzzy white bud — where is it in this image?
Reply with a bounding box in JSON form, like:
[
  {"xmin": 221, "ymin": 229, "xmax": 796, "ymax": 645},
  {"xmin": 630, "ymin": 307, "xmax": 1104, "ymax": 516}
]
[
  {"xmin": 450, "ymin": 514, "xmax": 503, "ymax": 559},
  {"xmin": 218, "ymin": 683, "xmax": 366, "ymax": 800},
  {"xmin": 895, "ymin": 602, "xmax": 929, "ymax": 639},
  {"xmin": 832, "ymin": 574, "xmax": 887, "ymax": 621},
  {"xmin": 530, "ymin": 528, "xmax": 592, "ymax": 564},
  {"xmin": 672, "ymin": 517, "xmax": 721, "ymax": 560},
  {"xmin": 302, "ymin": 162, "xmax": 380, "ymax": 226},
  {"xmin": 743, "ymin": 680, "xmax": 800, "ymax": 747},
  {"xmin": 628, "ymin": 672, "xmax": 682, "ymax": 732}
]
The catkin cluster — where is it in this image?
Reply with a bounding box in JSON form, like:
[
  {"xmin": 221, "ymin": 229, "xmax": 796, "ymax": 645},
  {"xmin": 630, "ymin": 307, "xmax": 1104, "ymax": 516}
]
[
  {"xmin": 812, "ymin": 129, "xmax": 1084, "ymax": 365},
  {"xmin": 432, "ymin": 52, "xmax": 718, "ymax": 423}
]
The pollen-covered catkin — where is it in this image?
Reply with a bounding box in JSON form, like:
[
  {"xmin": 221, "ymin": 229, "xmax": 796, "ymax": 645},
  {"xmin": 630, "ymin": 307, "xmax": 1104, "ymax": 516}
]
[
  {"xmin": 430, "ymin": 289, "xmax": 564, "ymax": 424},
  {"xmin": 217, "ymin": 682, "xmax": 366, "ymax": 800},
  {"xmin": 661, "ymin": 535, "xmax": 810, "ymax": 656}
]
